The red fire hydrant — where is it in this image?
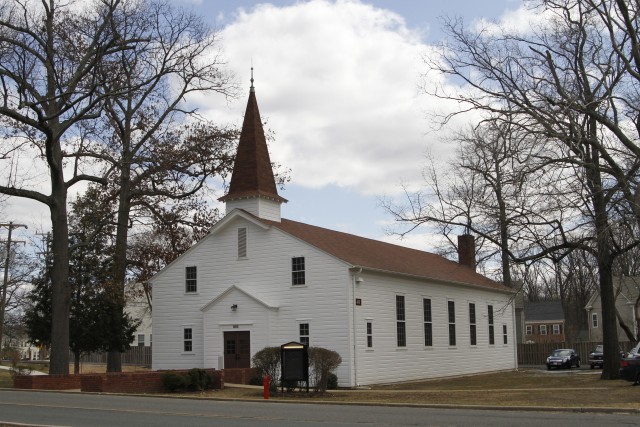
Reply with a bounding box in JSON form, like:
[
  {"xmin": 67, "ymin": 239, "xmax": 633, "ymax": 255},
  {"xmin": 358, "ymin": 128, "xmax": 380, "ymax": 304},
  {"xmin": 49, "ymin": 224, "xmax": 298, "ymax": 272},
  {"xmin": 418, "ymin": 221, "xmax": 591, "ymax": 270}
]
[{"xmin": 263, "ymin": 375, "xmax": 271, "ymax": 399}]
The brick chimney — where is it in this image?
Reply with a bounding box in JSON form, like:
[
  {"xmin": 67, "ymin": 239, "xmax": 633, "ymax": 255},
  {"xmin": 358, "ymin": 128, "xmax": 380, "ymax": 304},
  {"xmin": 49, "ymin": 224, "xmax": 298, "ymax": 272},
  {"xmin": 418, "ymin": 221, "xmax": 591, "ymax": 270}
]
[{"xmin": 457, "ymin": 234, "xmax": 476, "ymax": 271}]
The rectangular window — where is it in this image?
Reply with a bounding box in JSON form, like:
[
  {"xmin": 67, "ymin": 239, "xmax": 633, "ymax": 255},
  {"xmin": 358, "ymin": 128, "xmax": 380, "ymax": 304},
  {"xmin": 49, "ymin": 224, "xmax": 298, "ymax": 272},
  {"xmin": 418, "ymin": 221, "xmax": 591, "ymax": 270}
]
[
  {"xmin": 137, "ymin": 334, "xmax": 145, "ymax": 347},
  {"xmin": 292, "ymin": 257, "xmax": 305, "ymax": 285},
  {"xmin": 592, "ymin": 313, "xmax": 598, "ymax": 328},
  {"xmin": 526, "ymin": 324, "xmax": 532, "ymax": 335},
  {"xmin": 503, "ymin": 324, "xmax": 508, "ymax": 344},
  {"xmin": 299, "ymin": 323, "xmax": 309, "ymax": 346},
  {"xmin": 238, "ymin": 228, "xmax": 247, "ymax": 258},
  {"xmin": 396, "ymin": 295, "xmax": 406, "ymax": 347},
  {"xmin": 183, "ymin": 328, "xmax": 193, "ymax": 352},
  {"xmin": 553, "ymin": 324, "xmax": 561, "ymax": 335},
  {"xmin": 448, "ymin": 300, "xmax": 456, "ymax": 346},
  {"xmin": 185, "ymin": 266, "xmax": 197, "ymax": 293},
  {"xmin": 488, "ymin": 305, "xmax": 495, "ymax": 345},
  {"xmin": 469, "ymin": 303, "xmax": 477, "ymax": 346},
  {"xmin": 423, "ymin": 298, "xmax": 433, "ymax": 347},
  {"xmin": 540, "ymin": 324, "xmax": 547, "ymax": 335},
  {"xmin": 366, "ymin": 322, "xmax": 373, "ymax": 348}
]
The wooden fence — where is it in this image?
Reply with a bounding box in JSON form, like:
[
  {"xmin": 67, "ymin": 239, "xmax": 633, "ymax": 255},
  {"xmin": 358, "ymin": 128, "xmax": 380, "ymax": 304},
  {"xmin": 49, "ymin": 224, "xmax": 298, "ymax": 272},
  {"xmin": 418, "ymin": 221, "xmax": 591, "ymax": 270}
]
[
  {"xmin": 70, "ymin": 346, "xmax": 151, "ymax": 366},
  {"xmin": 517, "ymin": 341, "xmax": 634, "ymax": 365}
]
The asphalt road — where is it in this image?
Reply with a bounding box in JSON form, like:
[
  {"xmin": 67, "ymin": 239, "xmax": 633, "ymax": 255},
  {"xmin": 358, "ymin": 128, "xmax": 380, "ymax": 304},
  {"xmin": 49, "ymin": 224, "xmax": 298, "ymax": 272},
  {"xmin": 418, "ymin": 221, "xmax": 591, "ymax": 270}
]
[{"xmin": 0, "ymin": 389, "xmax": 638, "ymax": 427}]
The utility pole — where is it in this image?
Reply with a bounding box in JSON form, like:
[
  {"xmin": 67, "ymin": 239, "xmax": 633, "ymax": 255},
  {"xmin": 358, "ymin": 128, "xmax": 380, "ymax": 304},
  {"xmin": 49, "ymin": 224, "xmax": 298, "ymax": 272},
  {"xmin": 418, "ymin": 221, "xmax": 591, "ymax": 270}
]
[{"xmin": 0, "ymin": 222, "xmax": 27, "ymax": 350}]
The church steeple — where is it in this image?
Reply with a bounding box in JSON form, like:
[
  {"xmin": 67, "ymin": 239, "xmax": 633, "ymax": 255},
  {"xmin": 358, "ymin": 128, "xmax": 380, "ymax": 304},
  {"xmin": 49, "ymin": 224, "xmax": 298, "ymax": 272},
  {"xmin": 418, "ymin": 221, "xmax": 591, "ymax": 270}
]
[{"xmin": 219, "ymin": 71, "xmax": 286, "ymax": 221}]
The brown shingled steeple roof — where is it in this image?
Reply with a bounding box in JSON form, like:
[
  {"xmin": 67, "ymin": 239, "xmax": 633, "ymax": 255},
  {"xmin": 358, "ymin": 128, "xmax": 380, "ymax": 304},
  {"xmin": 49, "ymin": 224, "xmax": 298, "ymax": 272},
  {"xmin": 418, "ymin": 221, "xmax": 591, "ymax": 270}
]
[{"xmin": 219, "ymin": 77, "xmax": 286, "ymax": 203}]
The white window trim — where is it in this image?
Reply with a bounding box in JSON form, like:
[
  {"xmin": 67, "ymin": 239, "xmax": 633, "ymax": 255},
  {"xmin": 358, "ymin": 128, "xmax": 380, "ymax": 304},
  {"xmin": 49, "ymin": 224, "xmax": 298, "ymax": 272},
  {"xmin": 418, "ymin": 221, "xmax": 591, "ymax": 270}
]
[
  {"xmin": 592, "ymin": 313, "xmax": 599, "ymax": 328},
  {"xmin": 423, "ymin": 297, "xmax": 433, "ymax": 348},
  {"xmin": 540, "ymin": 324, "xmax": 547, "ymax": 335},
  {"xmin": 184, "ymin": 265, "xmax": 198, "ymax": 294},
  {"xmin": 291, "ymin": 255, "xmax": 307, "ymax": 287},
  {"xmin": 182, "ymin": 326, "xmax": 194, "ymax": 354},
  {"xmin": 396, "ymin": 294, "xmax": 407, "ymax": 348},
  {"xmin": 468, "ymin": 301, "xmax": 477, "ymax": 347},
  {"xmin": 447, "ymin": 299, "xmax": 456, "ymax": 348}
]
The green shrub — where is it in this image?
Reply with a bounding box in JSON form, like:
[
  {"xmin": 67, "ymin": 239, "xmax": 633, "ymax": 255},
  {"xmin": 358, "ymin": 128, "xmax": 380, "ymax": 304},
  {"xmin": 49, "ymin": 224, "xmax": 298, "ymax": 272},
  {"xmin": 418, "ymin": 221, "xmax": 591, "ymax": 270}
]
[
  {"xmin": 187, "ymin": 368, "xmax": 212, "ymax": 391},
  {"xmin": 249, "ymin": 375, "xmax": 263, "ymax": 386},
  {"xmin": 162, "ymin": 372, "xmax": 188, "ymax": 392},
  {"xmin": 326, "ymin": 373, "xmax": 338, "ymax": 390}
]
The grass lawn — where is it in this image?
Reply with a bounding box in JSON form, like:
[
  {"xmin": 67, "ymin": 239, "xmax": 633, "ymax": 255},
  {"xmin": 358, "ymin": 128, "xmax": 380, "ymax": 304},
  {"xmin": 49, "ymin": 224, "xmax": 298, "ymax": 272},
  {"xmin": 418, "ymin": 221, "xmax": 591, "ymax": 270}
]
[{"xmin": 2, "ymin": 366, "xmax": 638, "ymax": 410}]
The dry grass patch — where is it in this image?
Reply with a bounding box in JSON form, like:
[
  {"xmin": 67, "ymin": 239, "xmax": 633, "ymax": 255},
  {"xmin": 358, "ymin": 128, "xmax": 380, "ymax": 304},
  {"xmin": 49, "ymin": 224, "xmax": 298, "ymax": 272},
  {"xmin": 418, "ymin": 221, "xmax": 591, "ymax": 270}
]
[{"xmin": 200, "ymin": 369, "xmax": 640, "ymax": 409}]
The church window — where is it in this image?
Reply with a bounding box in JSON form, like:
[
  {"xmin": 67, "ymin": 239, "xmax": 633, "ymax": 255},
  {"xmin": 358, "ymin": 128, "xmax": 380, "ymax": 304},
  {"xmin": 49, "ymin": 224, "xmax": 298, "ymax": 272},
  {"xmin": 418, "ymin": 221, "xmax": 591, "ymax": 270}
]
[
  {"xmin": 299, "ymin": 323, "xmax": 309, "ymax": 345},
  {"xmin": 292, "ymin": 257, "xmax": 305, "ymax": 285},
  {"xmin": 185, "ymin": 266, "xmax": 197, "ymax": 293}
]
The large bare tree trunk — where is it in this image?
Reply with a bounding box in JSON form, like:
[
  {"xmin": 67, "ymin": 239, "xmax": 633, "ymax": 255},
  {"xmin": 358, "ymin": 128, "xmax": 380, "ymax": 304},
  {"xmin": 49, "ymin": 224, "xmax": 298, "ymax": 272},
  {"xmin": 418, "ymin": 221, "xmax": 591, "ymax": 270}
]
[{"xmin": 48, "ymin": 138, "xmax": 71, "ymax": 375}]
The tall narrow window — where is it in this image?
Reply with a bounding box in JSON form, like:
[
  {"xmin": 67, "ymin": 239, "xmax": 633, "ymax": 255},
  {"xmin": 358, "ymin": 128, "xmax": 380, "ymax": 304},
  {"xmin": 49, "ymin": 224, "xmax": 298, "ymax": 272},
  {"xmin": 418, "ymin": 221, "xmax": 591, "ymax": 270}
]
[
  {"xmin": 299, "ymin": 323, "xmax": 309, "ymax": 345},
  {"xmin": 183, "ymin": 328, "xmax": 193, "ymax": 352},
  {"xmin": 469, "ymin": 303, "xmax": 477, "ymax": 346},
  {"xmin": 488, "ymin": 305, "xmax": 495, "ymax": 345},
  {"xmin": 526, "ymin": 325, "xmax": 532, "ymax": 335},
  {"xmin": 137, "ymin": 334, "xmax": 145, "ymax": 347},
  {"xmin": 503, "ymin": 324, "xmax": 508, "ymax": 344},
  {"xmin": 553, "ymin": 324, "xmax": 561, "ymax": 335},
  {"xmin": 366, "ymin": 322, "xmax": 373, "ymax": 348},
  {"xmin": 592, "ymin": 313, "xmax": 598, "ymax": 328},
  {"xmin": 238, "ymin": 228, "xmax": 247, "ymax": 258},
  {"xmin": 396, "ymin": 295, "xmax": 406, "ymax": 347},
  {"xmin": 292, "ymin": 257, "xmax": 305, "ymax": 285},
  {"xmin": 185, "ymin": 266, "xmax": 197, "ymax": 293},
  {"xmin": 540, "ymin": 324, "xmax": 547, "ymax": 335},
  {"xmin": 448, "ymin": 300, "xmax": 456, "ymax": 346},
  {"xmin": 423, "ymin": 298, "xmax": 433, "ymax": 347}
]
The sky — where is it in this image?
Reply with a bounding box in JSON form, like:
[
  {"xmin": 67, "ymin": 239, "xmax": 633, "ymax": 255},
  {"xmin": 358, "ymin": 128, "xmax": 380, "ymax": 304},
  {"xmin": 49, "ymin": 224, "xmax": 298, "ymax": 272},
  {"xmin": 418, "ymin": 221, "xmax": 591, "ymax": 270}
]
[{"xmin": 5, "ymin": 0, "xmax": 532, "ymax": 252}]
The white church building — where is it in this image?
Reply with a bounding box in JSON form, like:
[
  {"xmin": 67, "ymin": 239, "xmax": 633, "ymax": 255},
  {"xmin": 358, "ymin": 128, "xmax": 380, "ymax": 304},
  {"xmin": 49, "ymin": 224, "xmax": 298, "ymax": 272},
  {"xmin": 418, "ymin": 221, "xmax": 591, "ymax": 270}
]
[{"xmin": 151, "ymin": 78, "xmax": 517, "ymax": 386}]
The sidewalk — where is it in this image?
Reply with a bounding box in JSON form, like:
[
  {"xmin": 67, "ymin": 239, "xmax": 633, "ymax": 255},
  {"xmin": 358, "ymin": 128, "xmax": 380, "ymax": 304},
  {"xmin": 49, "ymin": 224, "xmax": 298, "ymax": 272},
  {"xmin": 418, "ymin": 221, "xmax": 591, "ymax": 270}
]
[{"xmin": 0, "ymin": 364, "xmax": 47, "ymax": 376}]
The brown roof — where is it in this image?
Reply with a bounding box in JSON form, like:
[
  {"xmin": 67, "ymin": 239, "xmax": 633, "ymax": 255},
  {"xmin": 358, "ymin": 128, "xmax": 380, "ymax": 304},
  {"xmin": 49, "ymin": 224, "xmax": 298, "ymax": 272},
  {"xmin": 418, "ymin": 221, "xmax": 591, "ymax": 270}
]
[
  {"xmin": 219, "ymin": 88, "xmax": 286, "ymax": 203},
  {"xmin": 261, "ymin": 217, "xmax": 511, "ymax": 292}
]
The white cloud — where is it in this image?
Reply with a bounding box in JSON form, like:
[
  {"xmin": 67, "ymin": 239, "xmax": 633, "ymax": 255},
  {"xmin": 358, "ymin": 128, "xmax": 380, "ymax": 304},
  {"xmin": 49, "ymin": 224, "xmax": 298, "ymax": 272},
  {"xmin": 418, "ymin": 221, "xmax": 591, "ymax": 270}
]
[{"xmin": 193, "ymin": 0, "xmax": 464, "ymax": 196}]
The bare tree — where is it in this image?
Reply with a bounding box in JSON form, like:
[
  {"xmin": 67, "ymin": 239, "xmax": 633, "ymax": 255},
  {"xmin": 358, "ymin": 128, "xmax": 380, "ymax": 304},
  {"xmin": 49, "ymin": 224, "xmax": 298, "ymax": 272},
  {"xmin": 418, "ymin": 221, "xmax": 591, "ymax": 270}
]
[
  {"xmin": 414, "ymin": 0, "xmax": 640, "ymax": 378},
  {"xmin": 86, "ymin": 0, "xmax": 237, "ymax": 372},
  {"xmin": 0, "ymin": 0, "xmax": 142, "ymax": 374}
]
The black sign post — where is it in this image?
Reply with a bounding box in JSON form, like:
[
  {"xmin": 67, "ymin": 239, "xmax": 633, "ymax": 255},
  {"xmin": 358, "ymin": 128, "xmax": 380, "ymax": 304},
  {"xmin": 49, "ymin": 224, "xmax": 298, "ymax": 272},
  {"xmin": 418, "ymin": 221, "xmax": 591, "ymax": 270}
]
[{"xmin": 280, "ymin": 341, "xmax": 309, "ymax": 393}]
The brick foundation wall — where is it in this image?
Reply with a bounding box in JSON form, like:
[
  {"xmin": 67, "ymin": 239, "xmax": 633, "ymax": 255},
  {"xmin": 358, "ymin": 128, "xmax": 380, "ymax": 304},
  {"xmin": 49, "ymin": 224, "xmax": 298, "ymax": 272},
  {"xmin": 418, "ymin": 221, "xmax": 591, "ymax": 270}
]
[
  {"xmin": 14, "ymin": 369, "xmax": 223, "ymax": 393},
  {"xmin": 14, "ymin": 374, "xmax": 81, "ymax": 390},
  {"xmin": 223, "ymin": 367, "xmax": 259, "ymax": 385}
]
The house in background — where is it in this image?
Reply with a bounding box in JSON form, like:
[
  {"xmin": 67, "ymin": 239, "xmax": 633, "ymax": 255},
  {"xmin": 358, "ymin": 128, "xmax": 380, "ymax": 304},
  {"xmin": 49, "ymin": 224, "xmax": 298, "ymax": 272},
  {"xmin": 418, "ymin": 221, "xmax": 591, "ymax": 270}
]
[
  {"xmin": 151, "ymin": 78, "xmax": 517, "ymax": 386},
  {"xmin": 125, "ymin": 282, "xmax": 152, "ymax": 348},
  {"xmin": 1, "ymin": 331, "xmax": 41, "ymax": 360},
  {"xmin": 585, "ymin": 277, "xmax": 639, "ymax": 343},
  {"xmin": 523, "ymin": 301, "xmax": 565, "ymax": 343}
]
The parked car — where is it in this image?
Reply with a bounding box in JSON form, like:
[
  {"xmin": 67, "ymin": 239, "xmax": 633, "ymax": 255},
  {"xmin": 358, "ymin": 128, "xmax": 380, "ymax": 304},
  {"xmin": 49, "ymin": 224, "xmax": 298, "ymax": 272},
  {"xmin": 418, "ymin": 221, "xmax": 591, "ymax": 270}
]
[
  {"xmin": 619, "ymin": 357, "xmax": 640, "ymax": 384},
  {"xmin": 546, "ymin": 348, "xmax": 580, "ymax": 370},
  {"xmin": 588, "ymin": 344, "xmax": 625, "ymax": 369}
]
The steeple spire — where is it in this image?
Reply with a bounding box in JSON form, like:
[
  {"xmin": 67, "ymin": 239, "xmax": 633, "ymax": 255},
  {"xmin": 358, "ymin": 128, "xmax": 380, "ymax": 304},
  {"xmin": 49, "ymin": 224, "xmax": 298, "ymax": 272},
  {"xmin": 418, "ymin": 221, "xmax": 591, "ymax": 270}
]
[{"xmin": 219, "ymin": 71, "xmax": 286, "ymax": 221}]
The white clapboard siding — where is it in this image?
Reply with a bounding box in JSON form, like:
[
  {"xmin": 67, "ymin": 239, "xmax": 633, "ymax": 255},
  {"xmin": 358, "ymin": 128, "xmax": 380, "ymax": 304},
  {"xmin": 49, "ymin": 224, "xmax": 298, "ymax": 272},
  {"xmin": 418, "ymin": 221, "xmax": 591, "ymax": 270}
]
[
  {"xmin": 153, "ymin": 214, "xmax": 352, "ymax": 382},
  {"xmin": 353, "ymin": 272, "xmax": 515, "ymax": 385},
  {"xmin": 153, "ymin": 211, "xmax": 516, "ymax": 386}
]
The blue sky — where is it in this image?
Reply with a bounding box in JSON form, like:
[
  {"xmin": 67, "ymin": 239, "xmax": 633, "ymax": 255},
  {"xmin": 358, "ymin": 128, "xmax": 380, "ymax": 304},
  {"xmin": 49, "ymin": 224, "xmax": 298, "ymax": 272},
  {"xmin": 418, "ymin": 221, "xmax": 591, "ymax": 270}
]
[
  {"xmin": 177, "ymin": 0, "xmax": 527, "ymax": 251},
  {"xmin": 9, "ymin": 0, "xmax": 530, "ymax": 252}
]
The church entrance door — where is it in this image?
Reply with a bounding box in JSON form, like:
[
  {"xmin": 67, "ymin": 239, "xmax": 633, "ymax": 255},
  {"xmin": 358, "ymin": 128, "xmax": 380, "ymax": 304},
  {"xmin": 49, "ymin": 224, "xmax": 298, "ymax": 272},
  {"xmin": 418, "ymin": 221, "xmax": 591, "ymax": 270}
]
[{"xmin": 223, "ymin": 331, "xmax": 251, "ymax": 369}]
